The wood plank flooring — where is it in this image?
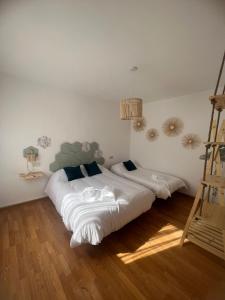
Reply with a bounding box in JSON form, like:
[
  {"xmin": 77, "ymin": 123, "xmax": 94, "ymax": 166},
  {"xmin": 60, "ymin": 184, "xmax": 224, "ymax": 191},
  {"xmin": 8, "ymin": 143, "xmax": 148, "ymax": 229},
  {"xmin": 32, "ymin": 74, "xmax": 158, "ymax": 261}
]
[{"xmin": 0, "ymin": 193, "xmax": 225, "ymax": 300}]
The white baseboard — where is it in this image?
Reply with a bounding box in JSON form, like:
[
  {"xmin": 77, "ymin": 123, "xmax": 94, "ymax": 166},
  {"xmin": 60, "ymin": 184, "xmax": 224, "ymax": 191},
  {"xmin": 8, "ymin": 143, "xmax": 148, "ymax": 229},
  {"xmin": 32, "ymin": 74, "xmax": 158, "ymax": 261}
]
[{"xmin": 0, "ymin": 194, "xmax": 47, "ymax": 209}]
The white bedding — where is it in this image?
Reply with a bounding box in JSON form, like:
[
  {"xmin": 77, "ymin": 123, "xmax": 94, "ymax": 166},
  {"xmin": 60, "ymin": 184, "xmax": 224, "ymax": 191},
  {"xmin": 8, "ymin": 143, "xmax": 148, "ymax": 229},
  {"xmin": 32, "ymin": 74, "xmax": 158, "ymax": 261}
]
[
  {"xmin": 45, "ymin": 166, "xmax": 155, "ymax": 247},
  {"xmin": 110, "ymin": 163, "xmax": 186, "ymax": 199}
]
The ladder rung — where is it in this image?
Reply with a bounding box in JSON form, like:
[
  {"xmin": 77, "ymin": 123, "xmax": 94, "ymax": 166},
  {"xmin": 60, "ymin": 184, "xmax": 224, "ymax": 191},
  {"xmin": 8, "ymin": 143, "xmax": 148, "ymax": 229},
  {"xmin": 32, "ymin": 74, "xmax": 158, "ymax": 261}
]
[
  {"xmin": 189, "ymin": 220, "xmax": 224, "ymax": 246},
  {"xmin": 209, "ymin": 94, "xmax": 225, "ymax": 110},
  {"xmin": 187, "ymin": 234, "xmax": 225, "ymax": 260},
  {"xmin": 204, "ymin": 142, "xmax": 225, "ymax": 146},
  {"xmin": 202, "ymin": 175, "xmax": 225, "ymax": 188},
  {"xmin": 195, "ymin": 216, "xmax": 224, "ymax": 232}
]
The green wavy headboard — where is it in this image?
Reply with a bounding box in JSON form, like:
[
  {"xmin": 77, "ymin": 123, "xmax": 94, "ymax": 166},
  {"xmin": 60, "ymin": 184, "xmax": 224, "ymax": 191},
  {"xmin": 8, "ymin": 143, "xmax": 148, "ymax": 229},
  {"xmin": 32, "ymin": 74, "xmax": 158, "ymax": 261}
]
[{"xmin": 49, "ymin": 141, "xmax": 105, "ymax": 172}]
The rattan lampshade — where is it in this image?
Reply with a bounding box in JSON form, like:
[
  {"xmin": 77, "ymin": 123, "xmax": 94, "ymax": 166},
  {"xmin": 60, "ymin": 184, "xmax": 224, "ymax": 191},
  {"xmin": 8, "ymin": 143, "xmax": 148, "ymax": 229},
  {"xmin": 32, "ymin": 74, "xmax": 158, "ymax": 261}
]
[{"xmin": 120, "ymin": 98, "xmax": 142, "ymax": 120}]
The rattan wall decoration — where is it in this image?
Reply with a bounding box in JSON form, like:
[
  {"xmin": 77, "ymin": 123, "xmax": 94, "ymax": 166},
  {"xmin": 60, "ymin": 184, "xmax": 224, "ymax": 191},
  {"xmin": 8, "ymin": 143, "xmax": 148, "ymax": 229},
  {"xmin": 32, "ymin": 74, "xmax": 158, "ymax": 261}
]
[
  {"xmin": 146, "ymin": 128, "xmax": 159, "ymax": 142},
  {"xmin": 181, "ymin": 133, "xmax": 201, "ymax": 150},
  {"xmin": 133, "ymin": 118, "xmax": 146, "ymax": 132},
  {"xmin": 162, "ymin": 117, "xmax": 184, "ymax": 137},
  {"xmin": 37, "ymin": 136, "xmax": 51, "ymax": 149}
]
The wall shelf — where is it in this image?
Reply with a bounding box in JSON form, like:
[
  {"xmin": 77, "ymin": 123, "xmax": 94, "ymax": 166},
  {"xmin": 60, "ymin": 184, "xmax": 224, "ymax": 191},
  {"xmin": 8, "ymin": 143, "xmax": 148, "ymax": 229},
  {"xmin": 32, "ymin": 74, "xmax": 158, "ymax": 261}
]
[{"xmin": 19, "ymin": 171, "xmax": 45, "ymax": 181}]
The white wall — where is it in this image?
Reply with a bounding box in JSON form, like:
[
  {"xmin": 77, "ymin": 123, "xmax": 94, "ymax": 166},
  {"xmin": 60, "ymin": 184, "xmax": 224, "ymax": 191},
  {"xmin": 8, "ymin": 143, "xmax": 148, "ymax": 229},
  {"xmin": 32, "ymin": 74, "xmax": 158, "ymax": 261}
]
[
  {"xmin": 130, "ymin": 90, "xmax": 212, "ymax": 196},
  {"xmin": 0, "ymin": 77, "xmax": 130, "ymax": 207},
  {"xmin": 0, "ymin": 76, "xmax": 216, "ymax": 206}
]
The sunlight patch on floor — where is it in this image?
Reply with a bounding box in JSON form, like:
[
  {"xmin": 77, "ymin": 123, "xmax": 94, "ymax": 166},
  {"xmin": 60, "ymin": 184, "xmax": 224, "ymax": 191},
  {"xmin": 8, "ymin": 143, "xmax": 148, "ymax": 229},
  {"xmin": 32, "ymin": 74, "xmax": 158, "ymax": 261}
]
[{"xmin": 117, "ymin": 224, "xmax": 183, "ymax": 264}]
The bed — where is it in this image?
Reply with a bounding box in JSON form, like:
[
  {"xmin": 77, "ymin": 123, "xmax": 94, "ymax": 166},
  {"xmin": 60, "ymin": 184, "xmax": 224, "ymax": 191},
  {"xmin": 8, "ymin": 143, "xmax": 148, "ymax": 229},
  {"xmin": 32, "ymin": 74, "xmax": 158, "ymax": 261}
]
[
  {"xmin": 110, "ymin": 162, "xmax": 186, "ymax": 199},
  {"xmin": 45, "ymin": 142, "xmax": 155, "ymax": 247}
]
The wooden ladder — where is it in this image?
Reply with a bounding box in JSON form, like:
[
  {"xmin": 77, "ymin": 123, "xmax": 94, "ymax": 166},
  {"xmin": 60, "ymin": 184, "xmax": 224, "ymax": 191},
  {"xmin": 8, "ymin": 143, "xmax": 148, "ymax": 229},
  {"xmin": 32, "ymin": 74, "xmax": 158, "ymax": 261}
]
[{"xmin": 180, "ymin": 51, "xmax": 225, "ymax": 260}]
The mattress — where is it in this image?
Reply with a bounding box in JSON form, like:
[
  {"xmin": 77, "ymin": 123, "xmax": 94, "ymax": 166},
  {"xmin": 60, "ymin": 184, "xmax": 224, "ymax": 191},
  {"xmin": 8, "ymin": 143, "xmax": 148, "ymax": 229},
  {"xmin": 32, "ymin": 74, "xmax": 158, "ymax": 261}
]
[
  {"xmin": 45, "ymin": 166, "xmax": 155, "ymax": 247},
  {"xmin": 111, "ymin": 163, "xmax": 186, "ymax": 199}
]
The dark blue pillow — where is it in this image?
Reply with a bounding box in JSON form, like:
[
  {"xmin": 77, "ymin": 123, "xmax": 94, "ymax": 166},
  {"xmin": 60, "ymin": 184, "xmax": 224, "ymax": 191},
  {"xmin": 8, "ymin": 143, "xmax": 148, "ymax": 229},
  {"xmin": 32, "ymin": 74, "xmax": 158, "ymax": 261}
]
[
  {"xmin": 64, "ymin": 166, "xmax": 85, "ymax": 181},
  {"xmin": 84, "ymin": 161, "xmax": 102, "ymax": 177},
  {"xmin": 123, "ymin": 160, "xmax": 137, "ymax": 171}
]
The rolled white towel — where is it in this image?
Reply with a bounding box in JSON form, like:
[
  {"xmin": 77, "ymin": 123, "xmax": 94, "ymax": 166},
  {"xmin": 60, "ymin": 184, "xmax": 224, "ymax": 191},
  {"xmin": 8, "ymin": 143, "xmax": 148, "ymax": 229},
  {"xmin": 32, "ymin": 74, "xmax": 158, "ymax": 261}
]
[
  {"xmin": 151, "ymin": 174, "xmax": 171, "ymax": 198},
  {"xmin": 81, "ymin": 186, "xmax": 115, "ymax": 202}
]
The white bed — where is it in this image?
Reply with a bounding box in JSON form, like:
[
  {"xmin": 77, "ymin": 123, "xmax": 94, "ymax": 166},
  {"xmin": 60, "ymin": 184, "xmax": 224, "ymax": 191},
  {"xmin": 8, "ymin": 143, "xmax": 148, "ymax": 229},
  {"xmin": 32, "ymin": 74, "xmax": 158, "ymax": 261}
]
[
  {"xmin": 45, "ymin": 166, "xmax": 155, "ymax": 247},
  {"xmin": 110, "ymin": 163, "xmax": 186, "ymax": 199}
]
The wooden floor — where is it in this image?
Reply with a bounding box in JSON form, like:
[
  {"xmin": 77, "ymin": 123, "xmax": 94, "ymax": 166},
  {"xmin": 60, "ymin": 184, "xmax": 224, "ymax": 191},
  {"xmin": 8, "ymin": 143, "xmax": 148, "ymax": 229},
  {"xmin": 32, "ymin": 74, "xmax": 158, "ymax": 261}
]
[{"xmin": 1, "ymin": 193, "xmax": 225, "ymax": 300}]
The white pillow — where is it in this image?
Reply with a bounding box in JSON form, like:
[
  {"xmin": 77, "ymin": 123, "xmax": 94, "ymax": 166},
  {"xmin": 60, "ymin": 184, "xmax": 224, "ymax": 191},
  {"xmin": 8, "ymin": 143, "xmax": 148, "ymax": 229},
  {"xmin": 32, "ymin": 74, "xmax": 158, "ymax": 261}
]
[
  {"xmin": 110, "ymin": 163, "xmax": 126, "ymax": 174},
  {"xmin": 50, "ymin": 168, "xmax": 68, "ymax": 182}
]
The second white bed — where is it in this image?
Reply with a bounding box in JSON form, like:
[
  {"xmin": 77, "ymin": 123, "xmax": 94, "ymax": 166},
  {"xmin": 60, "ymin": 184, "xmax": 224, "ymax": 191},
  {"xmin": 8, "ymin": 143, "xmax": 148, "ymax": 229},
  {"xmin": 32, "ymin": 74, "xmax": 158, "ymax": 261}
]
[
  {"xmin": 111, "ymin": 163, "xmax": 186, "ymax": 199},
  {"xmin": 45, "ymin": 166, "xmax": 155, "ymax": 247}
]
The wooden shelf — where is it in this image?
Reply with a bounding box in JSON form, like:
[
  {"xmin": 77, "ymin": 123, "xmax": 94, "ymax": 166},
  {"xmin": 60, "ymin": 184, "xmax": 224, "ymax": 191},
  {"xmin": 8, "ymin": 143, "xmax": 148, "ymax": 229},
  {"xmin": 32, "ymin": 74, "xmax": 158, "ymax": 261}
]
[
  {"xmin": 209, "ymin": 94, "xmax": 225, "ymax": 110},
  {"xmin": 204, "ymin": 142, "xmax": 225, "ymax": 146},
  {"xmin": 19, "ymin": 171, "xmax": 45, "ymax": 181},
  {"xmin": 181, "ymin": 69, "xmax": 225, "ymax": 261},
  {"xmin": 187, "ymin": 216, "xmax": 225, "ymax": 260},
  {"xmin": 202, "ymin": 175, "xmax": 225, "ymax": 188}
]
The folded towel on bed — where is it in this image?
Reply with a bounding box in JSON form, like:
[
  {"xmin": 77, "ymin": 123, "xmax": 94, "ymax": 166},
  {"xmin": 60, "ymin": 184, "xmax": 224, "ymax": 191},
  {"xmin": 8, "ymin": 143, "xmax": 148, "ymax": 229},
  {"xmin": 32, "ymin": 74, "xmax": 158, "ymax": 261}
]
[
  {"xmin": 151, "ymin": 174, "xmax": 171, "ymax": 198},
  {"xmin": 152, "ymin": 174, "xmax": 169, "ymax": 186},
  {"xmin": 80, "ymin": 186, "xmax": 116, "ymax": 202}
]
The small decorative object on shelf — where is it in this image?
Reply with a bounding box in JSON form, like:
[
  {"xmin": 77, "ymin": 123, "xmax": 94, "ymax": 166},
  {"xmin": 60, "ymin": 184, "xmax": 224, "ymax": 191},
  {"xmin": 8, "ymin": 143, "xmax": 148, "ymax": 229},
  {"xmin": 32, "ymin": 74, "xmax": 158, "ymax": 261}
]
[
  {"xmin": 146, "ymin": 128, "xmax": 159, "ymax": 142},
  {"xmin": 182, "ymin": 133, "xmax": 201, "ymax": 150},
  {"xmin": 23, "ymin": 146, "xmax": 39, "ymax": 161},
  {"xmin": 162, "ymin": 117, "xmax": 184, "ymax": 137},
  {"xmin": 19, "ymin": 171, "xmax": 45, "ymax": 181},
  {"xmin": 23, "ymin": 146, "xmax": 39, "ymax": 172},
  {"xmin": 133, "ymin": 117, "xmax": 146, "ymax": 132},
  {"xmin": 37, "ymin": 136, "xmax": 51, "ymax": 149}
]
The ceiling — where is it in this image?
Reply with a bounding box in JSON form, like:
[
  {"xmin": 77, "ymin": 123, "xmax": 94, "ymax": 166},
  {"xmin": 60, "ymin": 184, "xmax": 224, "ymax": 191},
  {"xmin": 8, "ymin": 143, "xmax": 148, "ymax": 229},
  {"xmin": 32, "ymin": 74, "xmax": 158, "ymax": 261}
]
[{"xmin": 0, "ymin": 0, "xmax": 225, "ymax": 102}]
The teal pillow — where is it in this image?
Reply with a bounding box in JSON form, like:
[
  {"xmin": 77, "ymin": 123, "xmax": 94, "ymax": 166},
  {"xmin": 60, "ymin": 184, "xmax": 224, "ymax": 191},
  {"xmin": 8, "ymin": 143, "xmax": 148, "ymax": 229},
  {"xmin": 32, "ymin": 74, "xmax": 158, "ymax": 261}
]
[
  {"xmin": 84, "ymin": 161, "xmax": 102, "ymax": 176},
  {"xmin": 63, "ymin": 166, "xmax": 84, "ymax": 181},
  {"xmin": 123, "ymin": 160, "xmax": 137, "ymax": 171}
]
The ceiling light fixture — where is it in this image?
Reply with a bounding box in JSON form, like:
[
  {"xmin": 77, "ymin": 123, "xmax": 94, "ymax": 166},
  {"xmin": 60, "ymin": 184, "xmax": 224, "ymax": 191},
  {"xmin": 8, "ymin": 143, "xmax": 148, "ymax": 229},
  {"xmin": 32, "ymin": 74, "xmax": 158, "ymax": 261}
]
[
  {"xmin": 120, "ymin": 98, "xmax": 143, "ymax": 120},
  {"xmin": 120, "ymin": 66, "xmax": 143, "ymax": 120}
]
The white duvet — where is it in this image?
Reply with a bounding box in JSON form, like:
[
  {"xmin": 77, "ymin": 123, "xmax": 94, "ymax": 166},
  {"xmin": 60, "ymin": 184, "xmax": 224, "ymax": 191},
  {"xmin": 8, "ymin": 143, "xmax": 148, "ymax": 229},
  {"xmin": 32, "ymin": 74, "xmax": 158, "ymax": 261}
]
[
  {"xmin": 111, "ymin": 163, "xmax": 186, "ymax": 199},
  {"xmin": 45, "ymin": 167, "xmax": 155, "ymax": 247}
]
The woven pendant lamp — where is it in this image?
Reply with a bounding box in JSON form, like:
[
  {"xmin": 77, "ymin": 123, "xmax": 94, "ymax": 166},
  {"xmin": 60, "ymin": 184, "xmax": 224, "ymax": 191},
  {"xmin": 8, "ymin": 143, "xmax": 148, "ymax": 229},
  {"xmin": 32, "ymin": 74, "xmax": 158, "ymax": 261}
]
[{"xmin": 120, "ymin": 98, "xmax": 142, "ymax": 120}]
